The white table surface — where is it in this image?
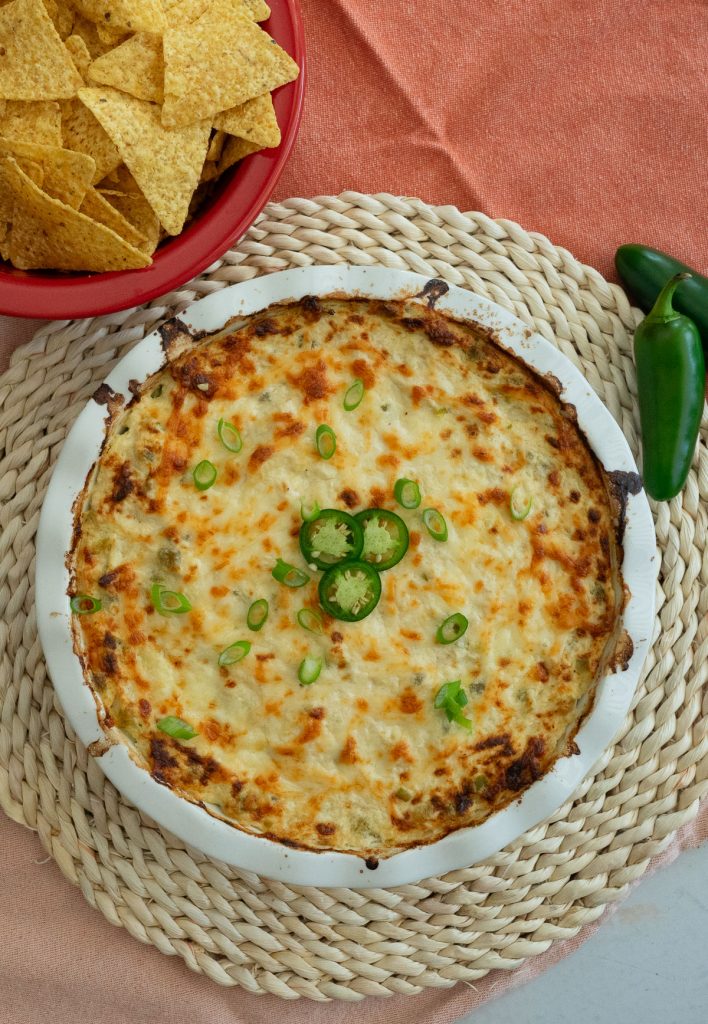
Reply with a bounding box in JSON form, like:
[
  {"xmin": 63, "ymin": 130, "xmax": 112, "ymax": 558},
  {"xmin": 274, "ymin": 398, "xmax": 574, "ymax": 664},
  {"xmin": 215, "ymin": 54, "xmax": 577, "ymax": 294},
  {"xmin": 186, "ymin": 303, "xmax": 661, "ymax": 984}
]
[{"xmin": 458, "ymin": 839, "xmax": 708, "ymax": 1024}]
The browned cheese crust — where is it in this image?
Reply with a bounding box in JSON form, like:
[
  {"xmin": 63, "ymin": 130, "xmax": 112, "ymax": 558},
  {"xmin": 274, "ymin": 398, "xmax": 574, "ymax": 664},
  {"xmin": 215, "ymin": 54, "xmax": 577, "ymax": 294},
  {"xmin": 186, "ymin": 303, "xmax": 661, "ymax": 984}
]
[{"xmin": 71, "ymin": 297, "xmax": 624, "ymax": 857}]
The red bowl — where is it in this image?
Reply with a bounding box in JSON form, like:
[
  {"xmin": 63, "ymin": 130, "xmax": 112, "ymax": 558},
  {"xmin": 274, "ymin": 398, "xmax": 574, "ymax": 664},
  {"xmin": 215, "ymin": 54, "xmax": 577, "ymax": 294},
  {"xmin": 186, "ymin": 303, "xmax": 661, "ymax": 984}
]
[{"xmin": 0, "ymin": 0, "xmax": 306, "ymax": 320}]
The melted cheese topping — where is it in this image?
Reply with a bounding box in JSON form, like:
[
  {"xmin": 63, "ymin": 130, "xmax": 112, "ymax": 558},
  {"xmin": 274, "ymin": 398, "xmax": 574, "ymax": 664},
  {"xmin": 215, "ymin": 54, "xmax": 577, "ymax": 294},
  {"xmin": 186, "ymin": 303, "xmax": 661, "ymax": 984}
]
[{"xmin": 72, "ymin": 298, "xmax": 622, "ymax": 856}]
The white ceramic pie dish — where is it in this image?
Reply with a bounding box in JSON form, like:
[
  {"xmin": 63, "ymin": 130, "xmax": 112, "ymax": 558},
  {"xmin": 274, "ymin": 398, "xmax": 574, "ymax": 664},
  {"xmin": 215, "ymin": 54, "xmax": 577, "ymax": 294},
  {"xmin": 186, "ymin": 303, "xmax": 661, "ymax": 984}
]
[{"xmin": 35, "ymin": 265, "xmax": 658, "ymax": 888}]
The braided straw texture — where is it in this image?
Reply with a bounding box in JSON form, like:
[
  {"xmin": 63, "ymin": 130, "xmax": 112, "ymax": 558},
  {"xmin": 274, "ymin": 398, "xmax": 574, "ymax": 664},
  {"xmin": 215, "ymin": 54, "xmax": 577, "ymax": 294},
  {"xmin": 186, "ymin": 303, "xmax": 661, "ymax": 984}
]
[{"xmin": 1, "ymin": 193, "xmax": 706, "ymax": 1001}]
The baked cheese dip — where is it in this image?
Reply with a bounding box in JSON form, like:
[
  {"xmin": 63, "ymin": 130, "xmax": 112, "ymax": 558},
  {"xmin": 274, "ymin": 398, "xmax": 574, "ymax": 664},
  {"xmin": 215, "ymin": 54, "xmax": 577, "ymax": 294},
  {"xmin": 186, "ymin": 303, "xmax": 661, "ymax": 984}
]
[{"xmin": 71, "ymin": 295, "xmax": 625, "ymax": 858}]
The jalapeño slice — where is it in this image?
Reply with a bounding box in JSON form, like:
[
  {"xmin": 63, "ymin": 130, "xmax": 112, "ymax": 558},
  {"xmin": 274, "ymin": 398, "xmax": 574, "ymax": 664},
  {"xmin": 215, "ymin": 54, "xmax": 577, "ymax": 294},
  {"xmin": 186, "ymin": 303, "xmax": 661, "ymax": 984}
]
[
  {"xmin": 355, "ymin": 508, "xmax": 409, "ymax": 571},
  {"xmin": 319, "ymin": 560, "xmax": 382, "ymax": 622},
  {"xmin": 299, "ymin": 508, "xmax": 364, "ymax": 570}
]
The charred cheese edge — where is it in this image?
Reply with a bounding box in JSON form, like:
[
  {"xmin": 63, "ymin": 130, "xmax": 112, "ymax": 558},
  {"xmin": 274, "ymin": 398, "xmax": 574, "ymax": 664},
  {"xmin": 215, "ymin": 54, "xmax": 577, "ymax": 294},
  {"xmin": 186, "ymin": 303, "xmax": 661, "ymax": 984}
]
[{"xmin": 71, "ymin": 297, "xmax": 624, "ymax": 857}]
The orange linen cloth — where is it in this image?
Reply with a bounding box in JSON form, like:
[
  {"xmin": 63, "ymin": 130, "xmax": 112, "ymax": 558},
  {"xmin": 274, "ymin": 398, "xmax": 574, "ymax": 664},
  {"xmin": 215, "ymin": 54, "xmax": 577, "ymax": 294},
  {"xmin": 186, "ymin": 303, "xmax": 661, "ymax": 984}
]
[{"xmin": 1, "ymin": 1, "xmax": 707, "ymax": 1021}]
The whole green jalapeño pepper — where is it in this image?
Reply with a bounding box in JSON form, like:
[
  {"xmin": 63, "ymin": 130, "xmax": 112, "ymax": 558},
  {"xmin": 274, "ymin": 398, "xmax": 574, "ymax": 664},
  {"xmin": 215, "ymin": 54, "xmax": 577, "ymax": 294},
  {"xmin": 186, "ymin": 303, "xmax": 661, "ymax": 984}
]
[
  {"xmin": 616, "ymin": 244, "xmax": 708, "ymax": 357},
  {"xmin": 633, "ymin": 273, "xmax": 705, "ymax": 501}
]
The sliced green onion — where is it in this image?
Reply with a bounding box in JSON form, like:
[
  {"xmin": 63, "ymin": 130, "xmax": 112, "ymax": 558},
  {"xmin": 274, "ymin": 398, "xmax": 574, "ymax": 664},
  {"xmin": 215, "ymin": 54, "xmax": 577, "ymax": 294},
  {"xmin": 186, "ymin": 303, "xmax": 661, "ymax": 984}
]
[
  {"xmin": 272, "ymin": 558, "xmax": 310, "ymax": 588},
  {"xmin": 157, "ymin": 716, "xmax": 198, "ymax": 740},
  {"xmin": 150, "ymin": 384, "xmax": 163, "ymax": 398},
  {"xmin": 297, "ymin": 607, "xmax": 324, "ymax": 634},
  {"xmin": 436, "ymin": 612, "xmax": 469, "ymax": 645},
  {"xmin": 422, "ymin": 507, "xmax": 448, "ymax": 542},
  {"xmin": 218, "ymin": 640, "xmax": 251, "ymax": 666},
  {"xmin": 217, "ymin": 417, "xmax": 242, "ymax": 453},
  {"xmin": 315, "ymin": 424, "xmax": 336, "ymax": 460},
  {"xmin": 474, "ymin": 774, "xmax": 488, "ymax": 791},
  {"xmin": 434, "ymin": 680, "xmax": 472, "ymax": 730},
  {"xmin": 246, "ymin": 599, "xmax": 269, "ymax": 631},
  {"xmin": 193, "ymin": 459, "xmax": 217, "ymax": 491},
  {"xmin": 394, "ymin": 477, "xmax": 422, "ymax": 509},
  {"xmin": 343, "ymin": 378, "xmax": 365, "ymax": 411},
  {"xmin": 70, "ymin": 594, "xmax": 102, "ymax": 615},
  {"xmin": 510, "ymin": 487, "xmax": 533, "ymax": 521},
  {"xmin": 300, "ymin": 498, "xmax": 321, "ymax": 522},
  {"xmin": 150, "ymin": 583, "xmax": 192, "ymax": 615},
  {"xmin": 298, "ymin": 655, "xmax": 323, "ymax": 686},
  {"xmin": 395, "ymin": 786, "xmax": 412, "ymax": 801}
]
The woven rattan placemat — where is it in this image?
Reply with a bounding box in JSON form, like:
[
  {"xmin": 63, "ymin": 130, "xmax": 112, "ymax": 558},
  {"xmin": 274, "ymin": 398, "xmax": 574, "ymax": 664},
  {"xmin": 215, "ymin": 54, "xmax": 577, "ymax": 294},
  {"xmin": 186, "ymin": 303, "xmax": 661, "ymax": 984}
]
[{"xmin": 1, "ymin": 193, "xmax": 706, "ymax": 1001}]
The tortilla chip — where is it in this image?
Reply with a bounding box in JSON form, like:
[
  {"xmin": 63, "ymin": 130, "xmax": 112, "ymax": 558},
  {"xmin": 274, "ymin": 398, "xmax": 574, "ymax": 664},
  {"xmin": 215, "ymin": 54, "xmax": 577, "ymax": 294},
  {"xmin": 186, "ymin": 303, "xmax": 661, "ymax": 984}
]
[
  {"xmin": 1, "ymin": 155, "xmax": 150, "ymax": 270},
  {"xmin": 164, "ymin": 0, "xmax": 269, "ymax": 25},
  {"xmin": 0, "ymin": 137, "xmax": 94, "ymax": 206},
  {"xmin": 243, "ymin": 0, "xmax": 270, "ymax": 21},
  {"xmin": 61, "ymin": 99, "xmax": 121, "ymax": 182},
  {"xmin": 88, "ymin": 33, "xmax": 164, "ymax": 104},
  {"xmin": 69, "ymin": 0, "xmax": 165, "ymax": 35},
  {"xmin": 95, "ymin": 23, "xmax": 128, "ymax": 48},
  {"xmin": 206, "ymin": 128, "xmax": 226, "ymax": 162},
  {"xmin": 0, "ymin": 0, "xmax": 83, "ymax": 100},
  {"xmin": 0, "ymin": 154, "xmax": 43, "ymax": 218},
  {"xmin": 64, "ymin": 34, "xmax": 93, "ymax": 82},
  {"xmin": 99, "ymin": 188, "xmax": 160, "ymax": 255},
  {"xmin": 163, "ymin": 0, "xmax": 207, "ymax": 28},
  {"xmin": 71, "ymin": 14, "xmax": 114, "ymax": 59},
  {"xmin": 79, "ymin": 86, "xmax": 211, "ymax": 235},
  {"xmin": 79, "ymin": 187, "xmax": 148, "ymax": 250},
  {"xmin": 200, "ymin": 160, "xmax": 220, "ymax": 182},
  {"xmin": 0, "ymin": 100, "xmax": 62, "ymax": 146},
  {"xmin": 44, "ymin": 0, "xmax": 74, "ymax": 39},
  {"xmin": 162, "ymin": 0, "xmax": 299, "ymax": 128},
  {"xmin": 213, "ymin": 93, "xmax": 280, "ymax": 148},
  {"xmin": 99, "ymin": 162, "xmax": 141, "ymax": 192},
  {"xmin": 216, "ymin": 134, "xmax": 263, "ymax": 175}
]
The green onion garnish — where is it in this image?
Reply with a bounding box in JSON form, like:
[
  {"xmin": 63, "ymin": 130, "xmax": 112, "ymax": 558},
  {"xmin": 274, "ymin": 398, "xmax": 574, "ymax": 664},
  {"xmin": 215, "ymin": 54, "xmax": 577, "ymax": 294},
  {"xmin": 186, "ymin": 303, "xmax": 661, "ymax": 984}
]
[
  {"xmin": 394, "ymin": 477, "xmax": 422, "ymax": 509},
  {"xmin": 297, "ymin": 607, "xmax": 324, "ymax": 634},
  {"xmin": 510, "ymin": 487, "xmax": 533, "ymax": 521},
  {"xmin": 422, "ymin": 507, "xmax": 448, "ymax": 541},
  {"xmin": 150, "ymin": 583, "xmax": 192, "ymax": 615},
  {"xmin": 434, "ymin": 680, "xmax": 472, "ymax": 730},
  {"xmin": 193, "ymin": 459, "xmax": 217, "ymax": 491},
  {"xmin": 436, "ymin": 612, "xmax": 469, "ymax": 645},
  {"xmin": 300, "ymin": 498, "xmax": 321, "ymax": 522},
  {"xmin": 272, "ymin": 558, "xmax": 310, "ymax": 588},
  {"xmin": 298, "ymin": 655, "xmax": 323, "ymax": 686},
  {"xmin": 218, "ymin": 640, "xmax": 251, "ymax": 666},
  {"xmin": 157, "ymin": 716, "xmax": 198, "ymax": 740},
  {"xmin": 150, "ymin": 384, "xmax": 163, "ymax": 398},
  {"xmin": 217, "ymin": 417, "xmax": 242, "ymax": 453},
  {"xmin": 315, "ymin": 424, "xmax": 336, "ymax": 460},
  {"xmin": 246, "ymin": 599, "xmax": 269, "ymax": 631},
  {"xmin": 70, "ymin": 594, "xmax": 102, "ymax": 615},
  {"xmin": 343, "ymin": 378, "xmax": 365, "ymax": 411}
]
